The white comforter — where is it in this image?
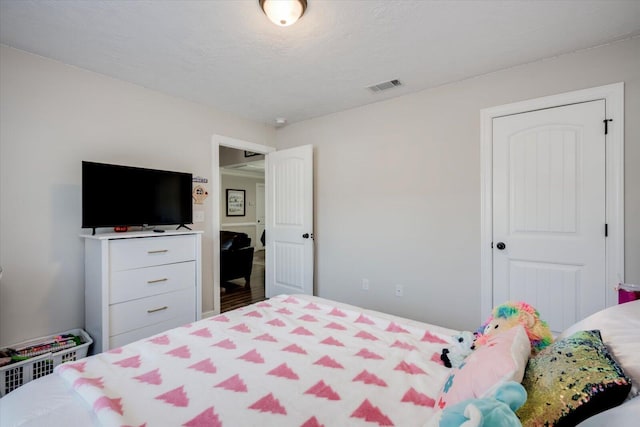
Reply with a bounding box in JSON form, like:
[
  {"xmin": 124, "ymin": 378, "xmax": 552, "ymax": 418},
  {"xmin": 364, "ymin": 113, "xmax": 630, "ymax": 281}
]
[{"xmin": 54, "ymin": 295, "xmax": 454, "ymax": 426}]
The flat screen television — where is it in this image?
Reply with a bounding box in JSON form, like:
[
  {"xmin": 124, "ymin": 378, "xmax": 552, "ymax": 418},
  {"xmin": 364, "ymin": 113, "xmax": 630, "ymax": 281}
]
[{"xmin": 82, "ymin": 161, "xmax": 193, "ymax": 233}]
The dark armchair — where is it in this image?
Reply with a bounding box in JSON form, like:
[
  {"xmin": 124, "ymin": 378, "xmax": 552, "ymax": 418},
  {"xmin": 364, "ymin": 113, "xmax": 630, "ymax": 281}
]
[{"xmin": 220, "ymin": 230, "xmax": 254, "ymax": 286}]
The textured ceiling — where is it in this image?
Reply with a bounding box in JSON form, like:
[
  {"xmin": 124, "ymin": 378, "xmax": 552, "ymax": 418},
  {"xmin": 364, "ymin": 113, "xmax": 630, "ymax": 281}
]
[{"xmin": 1, "ymin": 0, "xmax": 639, "ymax": 126}]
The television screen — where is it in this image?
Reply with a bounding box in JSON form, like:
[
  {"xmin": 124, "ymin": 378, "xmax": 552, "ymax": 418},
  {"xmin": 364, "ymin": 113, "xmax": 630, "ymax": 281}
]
[{"xmin": 82, "ymin": 161, "xmax": 193, "ymax": 229}]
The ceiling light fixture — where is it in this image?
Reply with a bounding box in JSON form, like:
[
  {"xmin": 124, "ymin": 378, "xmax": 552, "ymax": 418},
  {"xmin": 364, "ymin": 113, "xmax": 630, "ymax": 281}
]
[{"xmin": 259, "ymin": 0, "xmax": 307, "ymax": 27}]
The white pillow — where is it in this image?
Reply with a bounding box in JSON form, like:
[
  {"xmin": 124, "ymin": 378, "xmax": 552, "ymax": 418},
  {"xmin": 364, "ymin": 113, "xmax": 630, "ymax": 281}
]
[
  {"xmin": 576, "ymin": 395, "xmax": 640, "ymax": 427},
  {"xmin": 559, "ymin": 300, "xmax": 640, "ymax": 398}
]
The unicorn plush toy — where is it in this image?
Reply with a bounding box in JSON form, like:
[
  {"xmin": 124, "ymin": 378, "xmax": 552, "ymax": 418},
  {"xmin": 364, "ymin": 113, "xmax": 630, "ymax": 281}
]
[{"xmin": 476, "ymin": 301, "xmax": 552, "ymax": 354}]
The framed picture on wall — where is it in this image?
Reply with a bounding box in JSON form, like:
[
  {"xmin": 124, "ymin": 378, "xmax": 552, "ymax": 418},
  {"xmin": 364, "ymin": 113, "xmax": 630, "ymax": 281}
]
[{"xmin": 226, "ymin": 189, "xmax": 246, "ymax": 216}]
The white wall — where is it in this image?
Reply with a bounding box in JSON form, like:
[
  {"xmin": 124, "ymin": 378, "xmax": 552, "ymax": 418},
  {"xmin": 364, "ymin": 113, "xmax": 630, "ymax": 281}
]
[
  {"xmin": 219, "ymin": 146, "xmax": 264, "ymax": 166},
  {"xmin": 276, "ymin": 37, "xmax": 640, "ymax": 332},
  {"xmin": 0, "ymin": 46, "xmax": 275, "ymax": 346},
  {"xmin": 1, "ymin": 37, "xmax": 638, "ymax": 345}
]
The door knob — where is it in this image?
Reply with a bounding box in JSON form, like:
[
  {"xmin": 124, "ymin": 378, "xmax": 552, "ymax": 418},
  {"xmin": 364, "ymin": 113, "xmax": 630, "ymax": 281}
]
[
  {"xmin": 302, "ymin": 233, "xmax": 309, "ymax": 239},
  {"xmin": 496, "ymin": 242, "xmax": 506, "ymax": 250}
]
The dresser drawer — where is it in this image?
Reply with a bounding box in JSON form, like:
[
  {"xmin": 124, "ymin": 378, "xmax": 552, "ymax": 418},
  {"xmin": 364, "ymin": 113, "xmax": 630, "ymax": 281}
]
[
  {"xmin": 110, "ymin": 261, "xmax": 195, "ymax": 304},
  {"xmin": 110, "ymin": 235, "xmax": 196, "ymax": 271},
  {"xmin": 109, "ymin": 289, "xmax": 195, "ymax": 336},
  {"xmin": 109, "ymin": 314, "xmax": 194, "ymax": 349}
]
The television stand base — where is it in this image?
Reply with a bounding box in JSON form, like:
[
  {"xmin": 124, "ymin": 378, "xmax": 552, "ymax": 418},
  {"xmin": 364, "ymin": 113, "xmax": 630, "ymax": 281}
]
[{"xmin": 176, "ymin": 224, "xmax": 192, "ymax": 231}]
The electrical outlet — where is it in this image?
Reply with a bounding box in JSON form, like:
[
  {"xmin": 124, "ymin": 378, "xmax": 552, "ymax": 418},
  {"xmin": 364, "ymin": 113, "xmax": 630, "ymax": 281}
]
[
  {"xmin": 193, "ymin": 210, "xmax": 205, "ymax": 223},
  {"xmin": 394, "ymin": 284, "xmax": 403, "ymax": 297},
  {"xmin": 362, "ymin": 278, "xmax": 370, "ymax": 291}
]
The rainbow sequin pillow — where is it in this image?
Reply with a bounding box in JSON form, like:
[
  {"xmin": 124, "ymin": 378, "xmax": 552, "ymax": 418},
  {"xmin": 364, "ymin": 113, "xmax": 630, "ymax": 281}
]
[{"xmin": 517, "ymin": 330, "xmax": 631, "ymax": 426}]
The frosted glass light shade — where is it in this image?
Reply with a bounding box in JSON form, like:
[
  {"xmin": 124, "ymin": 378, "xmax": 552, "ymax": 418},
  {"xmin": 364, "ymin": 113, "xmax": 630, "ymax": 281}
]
[{"xmin": 260, "ymin": 0, "xmax": 307, "ymax": 27}]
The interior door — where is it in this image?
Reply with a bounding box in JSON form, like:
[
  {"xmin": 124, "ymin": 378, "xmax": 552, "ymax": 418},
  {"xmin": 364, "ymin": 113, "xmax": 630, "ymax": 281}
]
[
  {"xmin": 265, "ymin": 145, "xmax": 314, "ymax": 297},
  {"xmin": 256, "ymin": 183, "xmax": 265, "ymax": 250},
  {"xmin": 492, "ymin": 100, "xmax": 606, "ymax": 334}
]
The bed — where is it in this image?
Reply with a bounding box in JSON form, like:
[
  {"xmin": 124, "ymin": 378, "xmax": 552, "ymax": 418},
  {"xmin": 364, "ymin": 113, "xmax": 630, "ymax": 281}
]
[{"xmin": 1, "ymin": 295, "xmax": 638, "ymax": 427}]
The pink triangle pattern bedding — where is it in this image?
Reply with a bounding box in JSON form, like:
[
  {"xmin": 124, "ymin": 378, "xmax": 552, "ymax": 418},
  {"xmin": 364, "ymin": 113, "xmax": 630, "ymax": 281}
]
[{"xmin": 56, "ymin": 295, "xmax": 454, "ymax": 426}]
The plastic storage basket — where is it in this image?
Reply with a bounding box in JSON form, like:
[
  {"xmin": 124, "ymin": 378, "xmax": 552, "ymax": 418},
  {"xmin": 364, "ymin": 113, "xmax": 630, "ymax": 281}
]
[{"xmin": 0, "ymin": 328, "xmax": 92, "ymax": 396}]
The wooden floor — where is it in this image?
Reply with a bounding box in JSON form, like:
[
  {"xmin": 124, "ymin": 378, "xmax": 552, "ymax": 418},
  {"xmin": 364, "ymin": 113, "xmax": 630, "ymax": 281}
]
[{"xmin": 220, "ymin": 250, "xmax": 266, "ymax": 313}]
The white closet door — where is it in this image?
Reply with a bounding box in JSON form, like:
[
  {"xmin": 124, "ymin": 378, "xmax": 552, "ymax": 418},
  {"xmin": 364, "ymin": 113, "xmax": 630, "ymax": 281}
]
[{"xmin": 492, "ymin": 100, "xmax": 606, "ymax": 333}]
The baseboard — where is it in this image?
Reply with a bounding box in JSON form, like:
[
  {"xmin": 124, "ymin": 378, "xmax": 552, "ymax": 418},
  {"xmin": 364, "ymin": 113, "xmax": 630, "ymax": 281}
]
[{"xmin": 202, "ymin": 310, "xmax": 217, "ymax": 319}]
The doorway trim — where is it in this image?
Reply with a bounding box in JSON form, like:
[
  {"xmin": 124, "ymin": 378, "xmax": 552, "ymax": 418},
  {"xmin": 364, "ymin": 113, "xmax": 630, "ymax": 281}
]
[
  {"xmin": 210, "ymin": 134, "xmax": 275, "ymax": 315},
  {"xmin": 479, "ymin": 83, "xmax": 624, "ymax": 322}
]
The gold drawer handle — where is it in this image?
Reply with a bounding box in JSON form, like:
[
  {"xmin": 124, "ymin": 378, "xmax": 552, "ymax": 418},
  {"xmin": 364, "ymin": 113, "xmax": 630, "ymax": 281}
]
[
  {"xmin": 147, "ymin": 278, "xmax": 168, "ymax": 284},
  {"xmin": 147, "ymin": 249, "xmax": 168, "ymax": 254},
  {"xmin": 147, "ymin": 306, "xmax": 168, "ymax": 314}
]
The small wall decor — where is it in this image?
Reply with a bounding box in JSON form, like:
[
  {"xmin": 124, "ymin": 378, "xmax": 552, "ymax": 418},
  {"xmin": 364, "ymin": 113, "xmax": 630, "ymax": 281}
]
[
  {"xmin": 226, "ymin": 189, "xmax": 246, "ymax": 216},
  {"xmin": 192, "ymin": 185, "xmax": 208, "ymax": 205},
  {"xmin": 192, "ymin": 176, "xmax": 209, "ymax": 183},
  {"xmin": 244, "ymin": 151, "xmax": 260, "ymax": 158}
]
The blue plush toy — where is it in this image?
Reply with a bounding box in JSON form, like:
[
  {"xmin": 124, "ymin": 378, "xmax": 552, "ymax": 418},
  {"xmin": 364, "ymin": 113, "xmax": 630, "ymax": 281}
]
[{"xmin": 437, "ymin": 381, "xmax": 527, "ymax": 427}]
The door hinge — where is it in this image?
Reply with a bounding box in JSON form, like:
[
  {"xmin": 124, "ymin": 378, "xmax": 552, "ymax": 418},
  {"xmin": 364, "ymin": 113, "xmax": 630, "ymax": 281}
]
[
  {"xmin": 605, "ymin": 223, "xmax": 608, "ymax": 237},
  {"xmin": 604, "ymin": 119, "xmax": 613, "ymax": 135}
]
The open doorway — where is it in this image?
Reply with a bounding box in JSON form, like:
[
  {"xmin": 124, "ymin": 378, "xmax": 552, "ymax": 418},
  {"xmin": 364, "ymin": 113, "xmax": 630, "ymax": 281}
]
[
  {"xmin": 219, "ymin": 146, "xmax": 266, "ymax": 312},
  {"xmin": 211, "ymin": 135, "xmax": 313, "ymax": 316},
  {"xmin": 210, "ymin": 135, "xmax": 275, "ymax": 316}
]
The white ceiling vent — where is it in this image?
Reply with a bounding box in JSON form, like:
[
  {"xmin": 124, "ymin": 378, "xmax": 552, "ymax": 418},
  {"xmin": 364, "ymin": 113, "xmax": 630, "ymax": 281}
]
[{"xmin": 367, "ymin": 79, "xmax": 402, "ymax": 93}]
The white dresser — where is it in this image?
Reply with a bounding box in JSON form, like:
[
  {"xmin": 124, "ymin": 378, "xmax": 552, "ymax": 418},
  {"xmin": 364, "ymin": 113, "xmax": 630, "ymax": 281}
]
[{"xmin": 82, "ymin": 231, "xmax": 202, "ymax": 354}]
